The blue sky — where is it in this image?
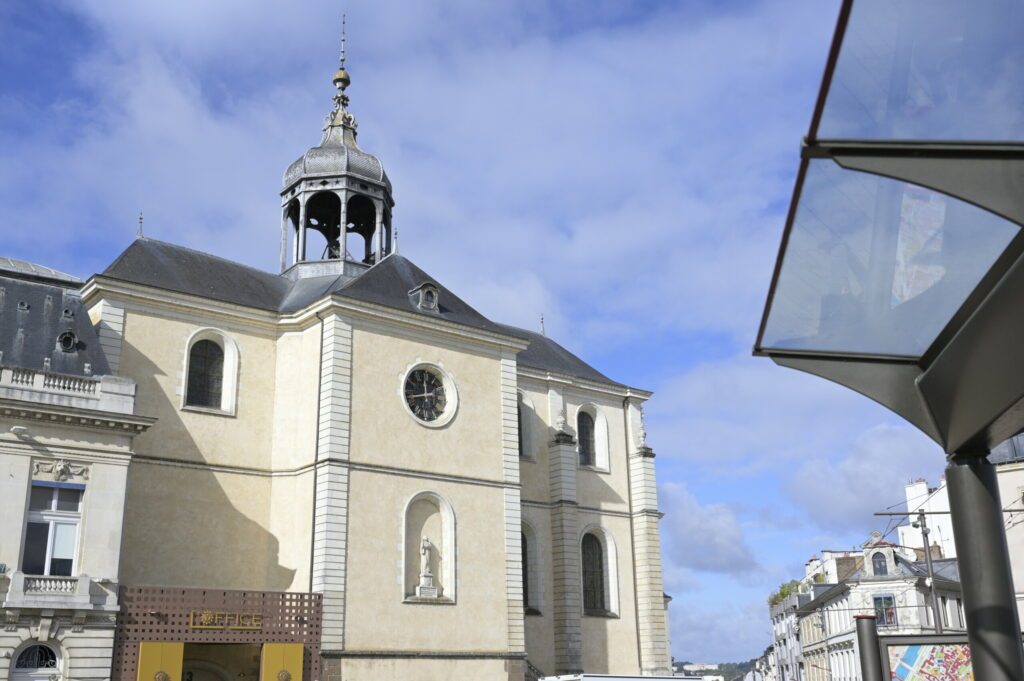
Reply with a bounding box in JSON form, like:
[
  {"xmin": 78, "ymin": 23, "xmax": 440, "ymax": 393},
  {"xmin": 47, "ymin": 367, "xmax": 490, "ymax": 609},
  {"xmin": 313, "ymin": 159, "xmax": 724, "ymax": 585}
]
[{"xmin": 0, "ymin": 0, "xmax": 949, "ymax": 663}]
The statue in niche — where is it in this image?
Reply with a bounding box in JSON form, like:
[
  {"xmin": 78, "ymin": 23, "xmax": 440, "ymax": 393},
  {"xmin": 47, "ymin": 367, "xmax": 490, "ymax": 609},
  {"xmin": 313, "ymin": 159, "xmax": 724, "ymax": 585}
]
[
  {"xmin": 419, "ymin": 536, "xmax": 433, "ymax": 578},
  {"xmin": 415, "ymin": 535, "xmax": 440, "ymax": 598}
]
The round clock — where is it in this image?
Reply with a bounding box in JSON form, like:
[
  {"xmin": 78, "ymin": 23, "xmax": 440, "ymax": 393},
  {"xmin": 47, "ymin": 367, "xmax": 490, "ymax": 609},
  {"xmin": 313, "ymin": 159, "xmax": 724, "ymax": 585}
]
[{"xmin": 404, "ymin": 367, "xmax": 449, "ymax": 423}]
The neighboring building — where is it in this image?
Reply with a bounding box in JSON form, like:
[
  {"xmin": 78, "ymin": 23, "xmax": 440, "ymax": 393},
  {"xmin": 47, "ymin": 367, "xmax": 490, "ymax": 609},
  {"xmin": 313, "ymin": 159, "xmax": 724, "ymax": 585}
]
[
  {"xmin": 769, "ymin": 591, "xmax": 807, "ymax": 681},
  {"xmin": 897, "ymin": 440, "xmax": 1024, "ymax": 625},
  {"xmin": 796, "ymin": 535, "xmax": 964, "ymax": 681},
  {"xmin": 0, "ymin": 260, "xmax": 152, "ymax": 681},
  {"xmin": 4, "ymin": 36, "xmax": 673, "ymax": 681}
]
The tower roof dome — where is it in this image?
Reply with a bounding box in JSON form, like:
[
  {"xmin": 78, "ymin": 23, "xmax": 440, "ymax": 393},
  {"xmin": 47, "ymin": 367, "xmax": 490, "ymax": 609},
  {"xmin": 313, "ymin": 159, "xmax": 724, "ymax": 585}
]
[{"xmin": 282, "ymin": 19, "xmax": 390, "ymax": 192}]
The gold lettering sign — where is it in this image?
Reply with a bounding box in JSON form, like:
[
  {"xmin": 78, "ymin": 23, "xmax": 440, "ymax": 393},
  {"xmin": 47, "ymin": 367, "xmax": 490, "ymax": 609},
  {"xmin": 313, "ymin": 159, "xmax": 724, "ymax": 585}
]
[{"xmin": 189, "ymin": 610, "xmax": 263, "ymax": 630}]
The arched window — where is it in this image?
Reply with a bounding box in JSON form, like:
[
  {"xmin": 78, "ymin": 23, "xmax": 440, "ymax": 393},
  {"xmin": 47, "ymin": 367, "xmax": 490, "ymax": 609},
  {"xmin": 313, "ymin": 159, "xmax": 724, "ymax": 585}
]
[
  {"xmin": 181, "ymin": 329, "xmax": 239, "ymax": 414},
  {"xmin": 582, "ymin": 533, "xmax": 605, "ymax": 613},
  {"xmin": 186, "ymin": 340, "xmax": 223, "ymax": 407},
  {"xmin": 872, "ymin": 552, "xmax": 888, "ymax": 576},
  {"xmin": 15, "ymin": 645, "xmax": 58, "ymax": 670},
  {"xmin": 577, "ymin": 411, "xmax": 595, "ymax": 466}
]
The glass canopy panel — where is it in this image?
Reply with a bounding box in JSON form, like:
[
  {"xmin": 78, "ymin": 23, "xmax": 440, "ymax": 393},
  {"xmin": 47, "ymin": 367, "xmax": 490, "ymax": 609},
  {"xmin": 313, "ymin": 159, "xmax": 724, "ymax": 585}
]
[
  {"xmin": 761, "ymin": 160, "xmax": 1018, "ymax": 356},
  {"xmin": 816, "ymin": 0, "xmax": 1024, "ymax": 141}
]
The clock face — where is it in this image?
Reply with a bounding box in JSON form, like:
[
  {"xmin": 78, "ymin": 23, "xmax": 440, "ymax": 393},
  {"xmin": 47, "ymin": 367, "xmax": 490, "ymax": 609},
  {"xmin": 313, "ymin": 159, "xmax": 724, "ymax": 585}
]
[{"xmin": 404, "ymin": 368, "xmax": 447, "ymax": 422}]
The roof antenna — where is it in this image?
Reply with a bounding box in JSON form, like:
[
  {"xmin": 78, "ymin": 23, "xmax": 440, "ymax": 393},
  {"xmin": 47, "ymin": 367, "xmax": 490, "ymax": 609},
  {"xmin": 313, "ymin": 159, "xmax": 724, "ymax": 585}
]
[
  {"xmin": 137, "ymin": 211, "xmax": 144, "ymax": 238},
  {"xmin": 540, "ymin": 313, "xmax": 546, "ymax": 336}
]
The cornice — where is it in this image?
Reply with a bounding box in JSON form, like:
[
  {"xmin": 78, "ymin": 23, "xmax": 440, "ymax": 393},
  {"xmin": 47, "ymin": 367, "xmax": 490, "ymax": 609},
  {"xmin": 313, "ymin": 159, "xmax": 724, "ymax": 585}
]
[
  {"xmin": 0, "ymin": 397, "xmax": 156, "ymax": 434},
  {"xmin": 516, "ymin": 366, "xmax": 652, "ymax": 400}
]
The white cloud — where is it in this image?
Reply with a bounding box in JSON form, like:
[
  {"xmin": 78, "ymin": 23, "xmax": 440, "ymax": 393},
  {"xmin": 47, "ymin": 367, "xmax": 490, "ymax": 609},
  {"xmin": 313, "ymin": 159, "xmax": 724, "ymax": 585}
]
[
  {"xmin": 668, "ymin": 597, "xmax": 771, "ymax": 663},
  {"xmin": 660, "ymin": 482, "xmax": 760, "ymax": 575},
  {"xmin": 787, "ymin": 423, "xmax": 944, "ymax": 534}
]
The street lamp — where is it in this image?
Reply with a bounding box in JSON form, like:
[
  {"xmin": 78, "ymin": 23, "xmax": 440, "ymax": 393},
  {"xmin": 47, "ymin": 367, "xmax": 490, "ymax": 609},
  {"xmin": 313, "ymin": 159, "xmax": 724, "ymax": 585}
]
[{"xmin": 754, "ymin": 1, "xmax": 1024, "ymax": 679}]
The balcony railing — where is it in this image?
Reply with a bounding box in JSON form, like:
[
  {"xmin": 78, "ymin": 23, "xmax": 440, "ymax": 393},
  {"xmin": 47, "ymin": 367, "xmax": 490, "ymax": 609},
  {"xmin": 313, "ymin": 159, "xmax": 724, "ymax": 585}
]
[
  {"xmin": 23, "ymin": 576, "xmax": 80, "ymax": 594},
  {"xmin": 1, "ymin": 367, "xmax": 98, "ymax": 395}
]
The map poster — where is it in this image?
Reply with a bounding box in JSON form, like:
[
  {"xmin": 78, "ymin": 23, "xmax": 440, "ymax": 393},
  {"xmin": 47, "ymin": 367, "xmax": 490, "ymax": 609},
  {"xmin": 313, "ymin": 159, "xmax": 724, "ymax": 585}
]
[{"xmin": 886, "ymin": 642, "xmax": 972, "ymax": 680}]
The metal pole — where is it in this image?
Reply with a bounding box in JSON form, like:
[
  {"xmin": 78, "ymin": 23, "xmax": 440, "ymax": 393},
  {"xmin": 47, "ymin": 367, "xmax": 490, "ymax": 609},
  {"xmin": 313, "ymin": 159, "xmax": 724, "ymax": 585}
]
[
  {"xmin": 855, "ymin": 615, "xmax": 883, "ymax": 681},
  {"xmin": 946, "ymin": 451, "xmax": 1024, "ymax": 681},
  {"xmin": 916, "ymin": 510, "xmax": 945, "ymax": 634}
]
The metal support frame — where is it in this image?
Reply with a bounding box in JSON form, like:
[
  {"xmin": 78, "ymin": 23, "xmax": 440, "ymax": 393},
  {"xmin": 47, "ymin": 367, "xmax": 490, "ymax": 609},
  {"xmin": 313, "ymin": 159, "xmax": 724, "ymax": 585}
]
[
  {"xmin": 947, "ymin": 452, "xmax": 1024, "ymax": 681},
  {"xmin": 297, "ymin": 196, "xmax": 308, "ymax": 263}
]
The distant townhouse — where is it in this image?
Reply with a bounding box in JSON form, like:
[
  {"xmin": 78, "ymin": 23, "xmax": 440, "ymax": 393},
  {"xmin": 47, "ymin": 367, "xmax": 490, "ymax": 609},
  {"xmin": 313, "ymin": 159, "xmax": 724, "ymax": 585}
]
[
  {"xmin": 897, "ymin": 439, "xmax": 1024, "ymax": 625},
  {"xmin": 796, "ymin": 535, "xmax": 964, "ymax": 681}
]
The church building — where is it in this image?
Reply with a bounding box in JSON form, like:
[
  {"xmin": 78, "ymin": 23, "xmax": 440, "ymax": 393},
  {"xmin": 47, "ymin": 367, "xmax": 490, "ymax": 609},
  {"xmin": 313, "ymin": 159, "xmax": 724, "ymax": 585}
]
[{"xmin": 2, "ymin": 35, "xmax": 671, "ymax": 681}]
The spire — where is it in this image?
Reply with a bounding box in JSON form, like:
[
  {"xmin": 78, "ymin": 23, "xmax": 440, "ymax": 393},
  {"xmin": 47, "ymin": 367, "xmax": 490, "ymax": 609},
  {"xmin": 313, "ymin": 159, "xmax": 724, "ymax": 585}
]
[{"xmin": 323, "ymin": 14, "xmax": 357, "ymax": 143}]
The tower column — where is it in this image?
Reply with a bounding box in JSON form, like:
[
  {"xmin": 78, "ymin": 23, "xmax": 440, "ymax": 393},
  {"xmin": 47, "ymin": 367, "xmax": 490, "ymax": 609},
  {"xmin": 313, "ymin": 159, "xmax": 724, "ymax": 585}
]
[
  {"xmin": 280, "ymin": 207, "xmax": 289, "ymax": 272},
  {"xmin": 373, "ymin": 198, "xmax": 384, "ymax": 262},
  {"xmin": 336, "ymin": 189, "xmax": 349, "ymax": 261},
  {"xmin": 298, "ymin": 193, "xmax": 308, "ymax": 262}
]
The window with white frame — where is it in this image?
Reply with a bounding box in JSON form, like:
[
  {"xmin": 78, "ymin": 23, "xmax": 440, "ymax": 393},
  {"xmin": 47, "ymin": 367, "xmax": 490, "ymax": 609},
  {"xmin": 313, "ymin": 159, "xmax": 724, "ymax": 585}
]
[
  {"xmin": 873, "ymin": 594, "xmax": 898, "ymax": 627},
  {"xmin": 181, "ymin": 328, "xmax": 239, "ymax": 415},
  {"xmin": 22, "ymin": 484, "xmax": 82, "ymax": 576}
]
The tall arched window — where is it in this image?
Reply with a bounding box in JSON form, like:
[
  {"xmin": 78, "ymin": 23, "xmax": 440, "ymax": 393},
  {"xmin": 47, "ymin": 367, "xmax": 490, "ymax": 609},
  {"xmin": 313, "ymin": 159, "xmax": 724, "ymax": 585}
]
[
  {"xmin": 517, "ymin": 403, "xmax": 526, "ymax": 458},
  {"xmin": 577, "ymin": 411, "xmax": 595, "ymax": 466},
  {"xmin": 186, "ymin": 340, "xmax": 224, "ymax": 408},
  {"xmin": 872, "ymin": 552, "xmax": 888, "ymax": 576},
  {"xmin": 582, "ymin": 533, "xmax": 605, "ymax": 613},
  {"xmin": 521, "ymin": 532, "xmax": 530, "ymax": 609}
]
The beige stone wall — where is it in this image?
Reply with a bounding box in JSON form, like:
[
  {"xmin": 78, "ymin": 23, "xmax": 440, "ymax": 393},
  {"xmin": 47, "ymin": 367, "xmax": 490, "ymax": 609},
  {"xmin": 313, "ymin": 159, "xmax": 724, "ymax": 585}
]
[
  {"xmin": 119, "ymin": 462, "xmax": 293, "ymax": 590},
  {"xmin": 271, "ymin": 326, "xmax": 322, "ymax": 470},
  {"xmin": 118, "ymin": 308, "xmax": 278, "ymax": 470},
  {"xmin": 517, "ymin": 382, "xmax": 550, "ymax": 504},
  {"xmin": 578, "ymin": 512, "xmax": 641, "ymax": 675},
  {"xmin": 521, "ymin": 505, "xmax": 555, "ymax": 675},
  {"xmin": 348, "ymin": 324, "xmax": 505, "ymax": 481}
]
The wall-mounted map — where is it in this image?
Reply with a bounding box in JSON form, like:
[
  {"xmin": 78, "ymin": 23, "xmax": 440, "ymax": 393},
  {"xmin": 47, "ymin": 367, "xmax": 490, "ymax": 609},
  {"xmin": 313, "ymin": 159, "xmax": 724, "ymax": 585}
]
[{"xmin": 887, "ymin": 643, "xmax": 972, "ymax": 680}]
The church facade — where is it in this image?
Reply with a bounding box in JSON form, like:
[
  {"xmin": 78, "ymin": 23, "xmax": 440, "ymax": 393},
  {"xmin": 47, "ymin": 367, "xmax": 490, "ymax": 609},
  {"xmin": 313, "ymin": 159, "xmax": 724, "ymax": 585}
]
[{"xmin": 2, "ymin": 41, "xmax": 671, "ymax": 681}]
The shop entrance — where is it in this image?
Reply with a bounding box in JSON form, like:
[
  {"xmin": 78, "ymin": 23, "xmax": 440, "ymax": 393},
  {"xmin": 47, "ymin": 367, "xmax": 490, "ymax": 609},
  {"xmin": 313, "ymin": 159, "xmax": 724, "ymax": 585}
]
[{"xmin": 183, "ymin": 644, "xmax": 261, "ymax": 681}]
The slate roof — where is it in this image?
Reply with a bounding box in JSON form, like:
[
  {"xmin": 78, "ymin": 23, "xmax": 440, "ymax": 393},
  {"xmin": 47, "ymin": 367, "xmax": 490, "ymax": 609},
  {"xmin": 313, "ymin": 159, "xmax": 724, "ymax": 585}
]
[
  {"xmin": 100, "ymin": 238, "xmax": 622, "ymax": 386},
  {"xmin": 0, "ymin": 268, "xmax": 111, "ymax": 377}
]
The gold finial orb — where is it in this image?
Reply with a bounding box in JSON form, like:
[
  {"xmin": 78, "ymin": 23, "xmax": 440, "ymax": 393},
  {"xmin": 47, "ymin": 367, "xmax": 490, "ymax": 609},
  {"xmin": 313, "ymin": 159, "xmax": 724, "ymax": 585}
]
[{"xmin": 333, "ymin": 68, "xmax": 350, "ymax": 89}]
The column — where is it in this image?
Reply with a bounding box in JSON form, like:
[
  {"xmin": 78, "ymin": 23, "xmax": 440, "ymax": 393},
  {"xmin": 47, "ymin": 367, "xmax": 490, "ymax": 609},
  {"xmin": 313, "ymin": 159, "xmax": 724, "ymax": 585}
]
[
  {"xmin": 625, "ymin": 400, "xmax": 672, "ymax": 675},
  {"xmin": 549, "ymin": 386, "xmax": 582, "ymax": 674},
  {"xmin": 373, "ymin": 198, "xmax": 384, "ymax": 262},
  {"xmin": 336, "ymin": 189, "xmax": 348, "ymax": 261},
  {"xmin": 297, "ymin": 195, "xmax": 308, "ymax": 263},
  {"xmin": 279, "ymin": 208, "xmax": 288, "ymax": 272}
]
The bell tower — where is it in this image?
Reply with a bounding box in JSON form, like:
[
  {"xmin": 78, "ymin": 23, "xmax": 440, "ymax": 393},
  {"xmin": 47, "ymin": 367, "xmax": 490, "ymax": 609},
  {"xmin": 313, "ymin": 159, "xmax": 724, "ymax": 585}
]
[{"xmin": 280, "ymin": 18, "xmax": 395, "ymax": 276}]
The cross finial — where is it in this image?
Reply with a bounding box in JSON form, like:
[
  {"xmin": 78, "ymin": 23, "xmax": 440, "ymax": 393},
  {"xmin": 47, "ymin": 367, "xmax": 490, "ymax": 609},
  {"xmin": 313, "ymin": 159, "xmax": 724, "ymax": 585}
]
[
  {"xmin": 540, "ymin": 313, "xmax": 546, "ymax": 336},
  {"xmin": 137, "ymin": 211, "xmax": 144, "ymax": 238}
]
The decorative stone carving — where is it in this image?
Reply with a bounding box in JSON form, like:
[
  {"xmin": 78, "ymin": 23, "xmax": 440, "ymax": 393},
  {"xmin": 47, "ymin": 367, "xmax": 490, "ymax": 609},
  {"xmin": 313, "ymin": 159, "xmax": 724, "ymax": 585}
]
[
  {"xmin": 638, "ymin": 407, "xmax": 648, "ymax": 448},
  {"xmin": 551, "ymin": 409, "xmax": 576, "ymax": 445},
  {"xmin": 4, "ymin": 609, "xmax": 18, "ymax": 631},
  {"xmin": 415, "ymin": 536, "xmax": 439, "ymax": 598},
  {"xmin": 33, "ymin": 459, "xmax": 89, "ymax": 482}
]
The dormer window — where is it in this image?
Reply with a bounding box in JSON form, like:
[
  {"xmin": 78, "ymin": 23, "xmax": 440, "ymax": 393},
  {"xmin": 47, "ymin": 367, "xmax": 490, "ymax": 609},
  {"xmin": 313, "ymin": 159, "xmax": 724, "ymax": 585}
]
[
  {"xmin": 872, "ymin": 551, "xmax": 888, "ymax": 576},
  {"xmin": 410, "ymin": 283, "xmax": 439, "ymax": 312}
]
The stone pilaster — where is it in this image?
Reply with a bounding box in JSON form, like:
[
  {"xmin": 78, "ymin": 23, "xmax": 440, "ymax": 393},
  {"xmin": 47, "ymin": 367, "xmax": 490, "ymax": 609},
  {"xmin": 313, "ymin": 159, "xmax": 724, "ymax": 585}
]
[
  {"xmin": 549, "ymin": 423, "xmax": 582, "ymax": 675},
  {"xmin": 626, "ymin": 401, "xmax": 672, "ymax": 675},
  {"xmin": 93, "ymin": 299, "xmax": 126, "ymax": 373},
  {"xmin": 312, "ymin": 313, "xmax": 353, "ymax": 651},
  {"xmin": 500, "ymin": 352, "xmax": 526, "ymax": 681}
]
